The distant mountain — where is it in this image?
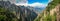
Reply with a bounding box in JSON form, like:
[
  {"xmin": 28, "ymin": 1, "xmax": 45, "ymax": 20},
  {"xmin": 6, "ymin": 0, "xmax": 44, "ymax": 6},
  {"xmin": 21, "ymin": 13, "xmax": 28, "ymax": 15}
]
[{"xmin": 26, "ymin": 6, "xmax": 46, "ymax": 13}]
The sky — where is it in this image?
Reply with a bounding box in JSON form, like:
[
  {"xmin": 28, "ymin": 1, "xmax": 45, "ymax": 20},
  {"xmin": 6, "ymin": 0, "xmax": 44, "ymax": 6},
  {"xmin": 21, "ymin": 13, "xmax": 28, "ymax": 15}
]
[
  {"xmin": 16, "ymin": 0, "xmax": 53, "ymax": 7},
  {"xmin": 28, "ymin": 0, "xmax": 49, "ymax": 4}
]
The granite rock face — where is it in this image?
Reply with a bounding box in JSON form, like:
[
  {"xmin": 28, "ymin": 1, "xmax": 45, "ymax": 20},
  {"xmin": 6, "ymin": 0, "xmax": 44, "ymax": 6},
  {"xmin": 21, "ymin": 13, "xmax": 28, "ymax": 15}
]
[{"xmin": 0, "ymin": 1, "xmax": 37, "ymax": 21}]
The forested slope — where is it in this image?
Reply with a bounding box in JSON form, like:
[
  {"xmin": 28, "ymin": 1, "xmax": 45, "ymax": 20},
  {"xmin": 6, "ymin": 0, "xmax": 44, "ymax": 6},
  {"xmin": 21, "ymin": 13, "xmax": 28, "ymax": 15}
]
[{"xmin": 34, "ymin": 0, "xmax": 60, "ymax": 21}]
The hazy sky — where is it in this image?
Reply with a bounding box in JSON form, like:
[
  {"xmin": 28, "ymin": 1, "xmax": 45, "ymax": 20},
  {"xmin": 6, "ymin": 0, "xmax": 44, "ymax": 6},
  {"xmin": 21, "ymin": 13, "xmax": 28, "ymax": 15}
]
[{"xmin": 16, "ymin": 0, "xmax": 53, "ymax": 7}]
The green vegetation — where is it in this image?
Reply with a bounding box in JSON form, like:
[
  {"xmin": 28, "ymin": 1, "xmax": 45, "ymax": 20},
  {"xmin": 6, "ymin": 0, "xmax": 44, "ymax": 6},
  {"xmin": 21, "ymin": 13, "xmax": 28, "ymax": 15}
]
[
  {"xmin": 43, "ymin": 14, "xmax": 52, "ymax": 21},
  {"xmin": 34, "ymin": 13, "xmax": 56, "ymax": 21},
  {"xmin": 0, "ymin": 15, "xmax": 6, "ymax": 21},
  {"xmin": 46, "ymin": 0, "xmax": 60, "ymax": 12},
  {"xmin": 34, "ymin": 15, "xmax": 42, "ymax": 21},
  {"xmin": 0, "ymin": 0, "xmax": 60, "ymax": 21},
  {"xmin": 0, "ymin": 6, "xmax": 17, "ymax": 21},
  {"xmin": 34, "ymin": 0, "xmax": 60, "ymax": 21}
]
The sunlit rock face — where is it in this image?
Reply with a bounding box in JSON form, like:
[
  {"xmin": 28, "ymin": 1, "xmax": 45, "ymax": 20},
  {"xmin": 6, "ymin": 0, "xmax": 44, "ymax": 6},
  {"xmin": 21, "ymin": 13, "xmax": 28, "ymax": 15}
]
[{"xmin": 56, "ymin": 4, "xmax": 60, "ymax": 21}]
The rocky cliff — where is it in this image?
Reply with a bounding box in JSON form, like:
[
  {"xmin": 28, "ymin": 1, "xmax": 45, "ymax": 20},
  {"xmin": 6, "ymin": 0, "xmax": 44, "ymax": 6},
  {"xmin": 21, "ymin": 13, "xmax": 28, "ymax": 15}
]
[
  {"xmin": 43, "ymin": 0, "xmax": 60, "ymax": 21},
  {"xmin": 0, "ymin": 1, "xmax": 37, "ymax": 21}
]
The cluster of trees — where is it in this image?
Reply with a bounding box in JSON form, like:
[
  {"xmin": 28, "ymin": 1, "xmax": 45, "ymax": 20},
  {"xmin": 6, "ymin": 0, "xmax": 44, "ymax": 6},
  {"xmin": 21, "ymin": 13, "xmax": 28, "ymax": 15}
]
[{"xmin": 0, "ymin": 6, "xmax": 17, "ymax": 21}]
